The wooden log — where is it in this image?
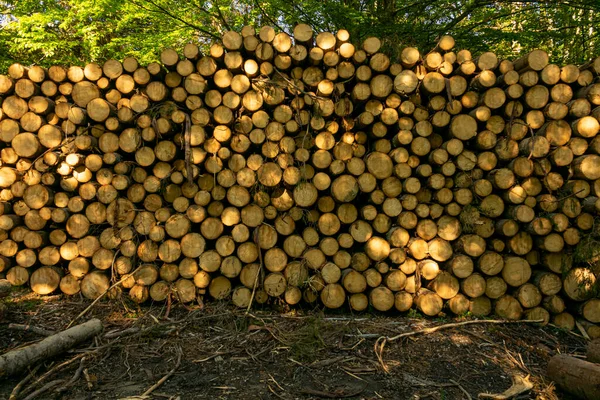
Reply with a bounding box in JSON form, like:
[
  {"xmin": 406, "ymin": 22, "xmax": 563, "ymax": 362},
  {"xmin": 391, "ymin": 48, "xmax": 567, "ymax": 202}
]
[
  {"xmin": 415, "ymin": 289, "xmax": 443, "ymax": 316},
  {"xmin": 564, "ymin": 268, "xmax": 597, "ymax": 301},
  {"xmin": 587, "ymin": 340, "xmax": 600, "ymax": 364},
  {"xmin": 495, "ymin": 295, "xmax": 523, "ymax": 320},
  {"xmin": 548, "ymin": 354, "xmax": 600, "ymax": 400},
  {"xmin": 0, "ymin": 319, "xmax": 103, "ymax": 376},
  {"xmin": 581, "ymin": 299, "xmax": 600, "ymax": 323},
  {"xmin": 320, "ymin": 283, "xmax": 345, "ymax": 309}
]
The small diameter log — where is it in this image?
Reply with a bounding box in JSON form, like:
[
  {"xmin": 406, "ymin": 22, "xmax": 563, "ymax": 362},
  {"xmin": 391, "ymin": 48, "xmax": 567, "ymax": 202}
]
[
  {"xmin": 0, "ymin": 318, "xmax": 103, "ymax": 376},
  {"xmin": 587, "ymin": 340, "xmax": 600, "ymax": 364},
  {"xmin": 553, "ymin": 312, "xmax": 576, "ymax": 331},
  {"xmin": 548, "ymin": 354, "xmax": 600, "ymax": 400},
  {"xmin": 581, "ymin": 299, "xmax": 600, "ymax": 323}
]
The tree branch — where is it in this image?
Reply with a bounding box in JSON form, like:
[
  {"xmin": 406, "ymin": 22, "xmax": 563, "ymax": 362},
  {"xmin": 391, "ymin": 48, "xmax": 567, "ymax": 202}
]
[
  {"xmin": 495, "ymin": 0, "xmax": 600, "ymax": 12},
  {"xmin": 131, "ymin": 0, "xmax": 220, "ymax": 40},
  {"xmin": 254, "ymin": 0, "xmax": 286, "ymax": 33},
  {"xmin": 441, "ymin": 0, "xmax": 492, "ymax": 34},
  {"xmin": 213, "ymin": 1, "xmax": 232, "ymax": 31},
  {"xmin": 459, "ymin": 5, "xmax": 550, "ymax": 34}
]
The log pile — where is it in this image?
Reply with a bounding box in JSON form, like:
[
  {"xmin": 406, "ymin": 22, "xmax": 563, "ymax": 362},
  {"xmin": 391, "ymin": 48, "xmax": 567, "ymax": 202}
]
[{"xmin": 0, "ymin": 25, "xmax": 599, "ymax": 331}]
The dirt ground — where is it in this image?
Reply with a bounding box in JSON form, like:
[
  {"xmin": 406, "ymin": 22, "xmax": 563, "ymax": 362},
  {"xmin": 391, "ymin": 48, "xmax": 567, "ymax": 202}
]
[{"xmin": 0, "ymin": 289, "xmax": 588, "ymax": 400}]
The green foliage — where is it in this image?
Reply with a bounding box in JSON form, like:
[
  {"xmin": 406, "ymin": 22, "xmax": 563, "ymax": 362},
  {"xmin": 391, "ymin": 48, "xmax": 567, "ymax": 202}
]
[{"xmin": 1, "ymin": 0, "xmax": 599, "ymax": 71}]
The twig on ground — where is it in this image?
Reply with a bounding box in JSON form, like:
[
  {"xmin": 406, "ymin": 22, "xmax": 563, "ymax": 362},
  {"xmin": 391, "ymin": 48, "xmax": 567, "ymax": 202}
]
[
  {"xmin": 268, "ymin": 373, "xmax": 285, "ymax": 391},
  {"xmin": 20, "ymin": 353, "xmax": 87, "ymax": 397},
  {"xmin": 547, "ymin": 323, "xmax": 586, "ymax": 339},
  {"xmin": 67, "ymin": 265, "xmax": 142, "ymax": 328},
  {"xmin": 22, "ymin": 379, "xmax": 65, "ymax": 400},
  {"xmin": 268, "ymin": 384, "xmax": 286, "ymax": 399},
  {"xmin": 576, "ymin": 320, "xmax": 591, "ymax": 340},
  {"xmin": 479, "ymin": 375, "xmax": 533, "ymax": 399},
  {"xmin": 374, "ymin": 319, "xmax": 543, "ymax": 373},
  {"xmin": 103, "ymin": 327, "xmax": 140, "ymax": 339},
  {"xmin": 245, "ymin": 229, "xmax": 263, "ymax": 315},
  {"xmin": 192, "ymin": 352, "xmax": 229, "ymax": 363},
  {"xmin": 385, "ymin": 319, "xmax": 544, "ymax": 342},
  {"xmin": 55, "ymin": 357, "xmax": 87, "ymax": 393},
  {"xmin": 8, "ymin": 324, "xmax": 56, "ymax": 336},
  {"xmin": 345, "ymin": 333, "xmax": 380, "ymax": 338},
  {"xmin": 449, "ymin": 379, "xmax": 472, "ymax": 400},
  {"xmin": 9, "ymin": 364, "xmax": 41, "ymax": 400},
  {"xmin": 299, "ymin": 385, "xmax": 366, "ymax": 398},
  {"xmin": 83, "ymin": 368, "xmax": 93, "ymax": 390},
  {"xmin": 342, "ymin": 369, "xmax": 367, "ymax": 382},
  {"xmin": 141, "ymin": 347, "xmax": 182, "ymax": 397},
  {"xmin": 164, "ymin": 292, "xmax": 172, "ymax": 319},
  {"xmin": 374, "ymin": 337, "xmax": 389, "ymax": 373}
]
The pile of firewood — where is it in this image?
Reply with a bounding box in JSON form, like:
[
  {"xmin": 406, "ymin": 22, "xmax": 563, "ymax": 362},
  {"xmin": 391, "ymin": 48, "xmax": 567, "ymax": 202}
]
[{"xmin": 0, "ymin": 25, "xmax": 599, "ymax": 333}]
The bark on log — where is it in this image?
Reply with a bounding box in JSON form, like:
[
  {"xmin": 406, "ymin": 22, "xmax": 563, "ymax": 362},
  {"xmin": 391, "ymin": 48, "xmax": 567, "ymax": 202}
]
[
  {"xmin": 547, "ymin": 354, "xmax": 600, "ymax": 400},
  {"xmin": 0, "ymin": 318, "xmax": 103, "ymax": 376}
]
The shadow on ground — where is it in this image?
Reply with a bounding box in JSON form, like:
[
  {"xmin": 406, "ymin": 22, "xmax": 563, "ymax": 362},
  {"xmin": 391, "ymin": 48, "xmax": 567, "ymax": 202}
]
[{"xmin": 0, "ymin": 290, "xmax": 587, "ymax": 399}]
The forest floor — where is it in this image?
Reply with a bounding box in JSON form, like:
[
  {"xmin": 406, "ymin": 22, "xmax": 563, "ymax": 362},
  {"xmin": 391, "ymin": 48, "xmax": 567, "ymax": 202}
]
[{"xmin": 0, "ymin": 289, "xmax": 588, "ymax": 400}]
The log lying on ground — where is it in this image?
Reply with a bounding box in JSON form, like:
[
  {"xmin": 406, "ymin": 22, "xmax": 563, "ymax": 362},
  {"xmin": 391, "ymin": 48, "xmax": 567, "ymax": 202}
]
[
  {"xmin": 0, "ymin": 318, "xmax": 103, "ymax": 376},
  {"xmin": 547, "ymin": 354, "xmax": 600, "ymax": 400}
]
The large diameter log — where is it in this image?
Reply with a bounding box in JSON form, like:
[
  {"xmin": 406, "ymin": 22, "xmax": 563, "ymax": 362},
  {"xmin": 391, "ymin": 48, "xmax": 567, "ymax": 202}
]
[
  {"xmin": 495, "ymin": 295, "xmax": 523, "ymax": 320},
  {"xmin": 0, "ymin": 318, "xmax": 103, "ymax": 376},
  {"xmin": 573, "ymin": 155, "xmax": 600, "ymax": 180},
  {"xmin": 415, "ymin": 289, "xmax": 443, "ymax": 316},
  {"xmin": 563, "ymin": 268, "xmax": 597, "ymax": 301},
  {"xmin": 547, "ymin": 354, "xmax": 600, "ymax": 400}
]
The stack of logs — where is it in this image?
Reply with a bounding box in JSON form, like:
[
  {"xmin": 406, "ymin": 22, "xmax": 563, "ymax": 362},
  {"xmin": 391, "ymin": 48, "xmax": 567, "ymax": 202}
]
[{"xmin": 0, "ymin": 25, "xmax": 599, "ymax": 335}]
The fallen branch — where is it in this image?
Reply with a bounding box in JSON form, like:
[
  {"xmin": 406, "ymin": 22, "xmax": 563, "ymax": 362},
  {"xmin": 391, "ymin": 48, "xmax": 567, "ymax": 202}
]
[
  {"xmin": 0, "ymin": 319, "xmax": 103, "ymax": 377},
  {"xmin": 479, "ymin": 375, "xmax": 533, "ymax": 399},
  {"xmin": 19, "ymin": 353, "xmax": 88, "ymax": 398},
  {"xmin": 140, "ymin": 348, "xmax": 182, "ymax": 397},
  {"xmin": 385, "ymin": 319, "xmax": 544, "ymax": 342},
  {"xmin": 299, "ymin": 385, "xmax": 367, "ymax": 399},
  {"xmin": 9, "ymin": 364, "xmax": 41, "ymax": 400},
  {"xmin": 374, "ymin": 319, "xmax": 543, "ymax": 373},
  {"xmin": 403, "ymin": 374, "xmax": 472, "ymax": 398},
  {"xmin": 55, "ymin": 357, "xmax": 87, "ymax": 394},
  {"xmin": 245, "ymin": 229, "xmax": 263, "ymax": 315},
  {"xmin": 103, "ymin": 327, "xmax": 140, "ymax": 340},
  {"xmin": 193, "ymin": 352, "xmax": 229, "ymax": 363},
  {"xmin": 8, "ymin": 323, "xmax": 56, "ymax": 336},
  {"xmin": 22, "ymin": 379, "xmax": 65, "ymax": 400},
  {"xmin": 67, "ymin": 266, "xmax": 141, "ymax": 328},
  {"xmin": 450, "ymin": 379, "xmax": 472, "ymax": 400}
]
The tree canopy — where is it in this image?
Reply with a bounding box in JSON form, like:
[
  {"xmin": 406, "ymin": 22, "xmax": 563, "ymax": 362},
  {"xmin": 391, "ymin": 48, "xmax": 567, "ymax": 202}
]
[{"xmin": 1, "ymin": 0, "xmax": 599, "ymax": 71}]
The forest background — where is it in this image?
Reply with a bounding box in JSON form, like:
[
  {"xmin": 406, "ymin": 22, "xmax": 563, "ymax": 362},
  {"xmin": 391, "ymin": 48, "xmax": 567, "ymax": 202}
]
[{"xmin": 1, "ymin": 0, "xmax": 599, "ymax": 71}]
